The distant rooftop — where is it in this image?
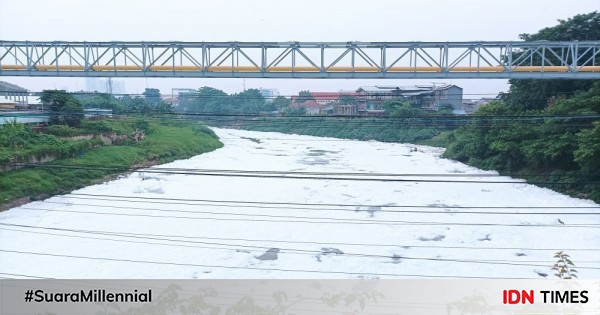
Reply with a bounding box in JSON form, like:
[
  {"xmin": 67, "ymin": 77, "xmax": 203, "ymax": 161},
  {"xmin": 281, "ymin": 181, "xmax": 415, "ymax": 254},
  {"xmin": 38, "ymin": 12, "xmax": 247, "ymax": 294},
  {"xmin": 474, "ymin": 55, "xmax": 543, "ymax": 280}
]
[
  {"xmin": 357, "ymin": 84, "xmax": 461, "ymax": 93},
  {"xmin": 0, "ymin": 81, "xmax": 28, "ymax": 93}
]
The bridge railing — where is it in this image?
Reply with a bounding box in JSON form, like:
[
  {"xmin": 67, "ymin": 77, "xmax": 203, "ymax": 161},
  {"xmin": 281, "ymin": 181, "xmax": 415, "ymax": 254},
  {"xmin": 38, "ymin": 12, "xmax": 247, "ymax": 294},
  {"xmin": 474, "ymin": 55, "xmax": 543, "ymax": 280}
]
[{"xmin": 0, "ymin": 41, "xmax": 598, "ymax": 78}]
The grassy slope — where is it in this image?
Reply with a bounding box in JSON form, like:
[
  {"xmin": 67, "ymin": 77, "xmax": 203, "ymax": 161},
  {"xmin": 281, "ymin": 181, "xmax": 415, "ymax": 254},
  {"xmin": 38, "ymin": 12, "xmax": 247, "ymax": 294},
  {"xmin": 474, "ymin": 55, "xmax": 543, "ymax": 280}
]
[{"xmin": 0, "ymin": 122, "xmax": 223, "ymax": 206}]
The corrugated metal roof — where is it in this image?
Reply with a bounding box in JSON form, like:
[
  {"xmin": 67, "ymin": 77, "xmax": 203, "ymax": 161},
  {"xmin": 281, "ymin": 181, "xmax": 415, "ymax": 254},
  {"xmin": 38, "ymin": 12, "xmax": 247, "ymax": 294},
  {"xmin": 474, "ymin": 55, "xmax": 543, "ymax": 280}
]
[
  {"xmin": 358, "ymin": 85, "xmax": 460, "ymax": 93},
  {"xmin": 0, "ymin": 81, "xmax": 28, "ymax": 92}
]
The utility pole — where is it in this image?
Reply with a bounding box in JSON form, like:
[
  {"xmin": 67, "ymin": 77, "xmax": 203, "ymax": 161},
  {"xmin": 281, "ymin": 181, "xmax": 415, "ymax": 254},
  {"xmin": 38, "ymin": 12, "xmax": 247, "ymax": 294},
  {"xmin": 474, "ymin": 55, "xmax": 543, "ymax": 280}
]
[{"xmin": 107, "ymin": 77, "xmax": 113, "ymax": 94}]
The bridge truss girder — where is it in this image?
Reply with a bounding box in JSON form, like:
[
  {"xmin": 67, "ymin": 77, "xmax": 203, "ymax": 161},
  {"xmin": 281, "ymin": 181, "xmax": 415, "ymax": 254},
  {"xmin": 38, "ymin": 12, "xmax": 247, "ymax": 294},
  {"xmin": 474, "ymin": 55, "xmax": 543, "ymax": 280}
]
[{"xmin": 0, "ymin": 41, "xmax": 599, "ymax": 79}]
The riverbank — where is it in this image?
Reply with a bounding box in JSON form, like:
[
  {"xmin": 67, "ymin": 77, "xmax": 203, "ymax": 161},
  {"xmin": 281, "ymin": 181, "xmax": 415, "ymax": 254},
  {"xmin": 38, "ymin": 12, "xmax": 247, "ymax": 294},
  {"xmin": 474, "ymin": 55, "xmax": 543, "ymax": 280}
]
[
  {"xmin": 0, "ymin": 119, "xmax": 223, "ymax": 208},
  {"xmin": 207, "ymin": 117, "xmax": 449, "ymax": 145}
]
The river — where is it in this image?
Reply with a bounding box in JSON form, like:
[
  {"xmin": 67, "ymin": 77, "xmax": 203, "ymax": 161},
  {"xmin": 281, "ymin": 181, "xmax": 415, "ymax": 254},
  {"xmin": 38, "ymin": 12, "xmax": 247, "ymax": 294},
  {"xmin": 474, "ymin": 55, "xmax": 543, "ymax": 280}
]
[{"xmin": 0, "ymin": 128, "xmax": 598, "ymax": 279}]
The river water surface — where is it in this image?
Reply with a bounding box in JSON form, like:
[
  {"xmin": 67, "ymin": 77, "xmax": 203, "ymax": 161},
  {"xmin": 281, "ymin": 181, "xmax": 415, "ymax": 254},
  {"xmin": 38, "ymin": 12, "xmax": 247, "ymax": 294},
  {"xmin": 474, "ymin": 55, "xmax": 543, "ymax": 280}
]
[{"xmin": 1, "ymin": 128, "xmax": 598, "ymax": 279}]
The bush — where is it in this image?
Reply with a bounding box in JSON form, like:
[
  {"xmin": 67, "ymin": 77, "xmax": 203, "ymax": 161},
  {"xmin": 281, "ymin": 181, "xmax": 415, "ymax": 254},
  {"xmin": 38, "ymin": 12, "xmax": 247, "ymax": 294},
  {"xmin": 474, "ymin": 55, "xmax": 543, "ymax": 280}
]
[{"xmin": 46, "ymin": 125, "xmax": 80, "ymax": 137}]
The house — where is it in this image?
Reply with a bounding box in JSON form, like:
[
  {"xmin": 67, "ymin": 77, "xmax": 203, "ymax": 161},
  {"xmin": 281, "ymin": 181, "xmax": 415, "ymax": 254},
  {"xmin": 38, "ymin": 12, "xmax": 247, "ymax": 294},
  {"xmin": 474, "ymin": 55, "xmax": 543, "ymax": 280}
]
[
  {"xmin": 290, "ymin": 85, "xmax": 464, "ymax": 116},
  {"xmin": 414, "ymin": 85, "xmax": 463, "ymax": 111},
  {"xmin": 356, "ymin": 86, "xmax": 404, "ymax": 111},
  {"xmin": 290, "ymin": 100, "xmax": 323, "ymax": 115},
  {"xmin": 291, "ymin": 91, "xmax": 360, "ymax": 115},
  {"xmin": 356, "ymin": 85, "xmax": 463, "ymax": 112}
]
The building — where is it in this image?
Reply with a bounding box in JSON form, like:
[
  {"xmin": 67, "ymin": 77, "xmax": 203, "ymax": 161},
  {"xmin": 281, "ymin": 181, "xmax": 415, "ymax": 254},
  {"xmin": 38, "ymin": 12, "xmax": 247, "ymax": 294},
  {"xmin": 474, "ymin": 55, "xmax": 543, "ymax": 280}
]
[
  {"xmin": 290, "ymin": 100, "xmax": 323, "ymax": 115},
  {"xmin": 259, "ymin": 88, "xmax": 279, "ymax": 102},
  {"xmin": 290, "ymin": 85, "xmax": 463, "ymax": 116},
  {"xmin": 0, "ymin": 97, "xmax": 18, "ymax": 110},
  {"xmin": 291, "ymin": 91, "xmax": 359, "ymax": 104},
  {"xmin": 85, "ymin": 78, "xmax": 126, "ymax": 94},
  {"xmin": 462, "ymin": 99, "xmax": 476, "ymax": 114},
  {"xmin": 111, "ymin": 79, "xmax": 126, "ymax": 95},
  {"xmin": 291, "ymin": 91, "xmax": 358, "ymax": 105},
  {"xmin": 290, "ymin": 91, "xmax": 360, "ymax": 115},
  {"xmin": 356, "ymin": 86, "xmax": 405, "ymax": 111},
  {"xmin": 333, "ymin": 104, "xmax": 358, "ymax": 116},
  {"xmin": 463, "ymin": 97, "xmax": 496, "ymax": 114},
  {"xmin": 356, "ymin": 85, "xmax": 463, "ymax": 112},
  {"xmin": 0, "ymin": 81, "xmax": 29, "ymax": 110}
]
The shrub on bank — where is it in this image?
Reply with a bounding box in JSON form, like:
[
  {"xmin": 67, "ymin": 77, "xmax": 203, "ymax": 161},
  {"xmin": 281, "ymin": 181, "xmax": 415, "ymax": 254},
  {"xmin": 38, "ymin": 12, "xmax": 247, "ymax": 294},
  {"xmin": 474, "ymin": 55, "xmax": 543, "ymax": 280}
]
[{"xmin": 0, "ymin": 120, "xmax": 223, "ymax": 206}]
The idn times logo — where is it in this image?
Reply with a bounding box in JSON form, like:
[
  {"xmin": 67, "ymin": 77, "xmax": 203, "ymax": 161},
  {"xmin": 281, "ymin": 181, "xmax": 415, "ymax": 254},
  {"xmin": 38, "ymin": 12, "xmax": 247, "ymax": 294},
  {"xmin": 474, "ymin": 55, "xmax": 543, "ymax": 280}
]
[{"xmin": 503, "ymin": 290, "xmax": 589, "ymax": 304}]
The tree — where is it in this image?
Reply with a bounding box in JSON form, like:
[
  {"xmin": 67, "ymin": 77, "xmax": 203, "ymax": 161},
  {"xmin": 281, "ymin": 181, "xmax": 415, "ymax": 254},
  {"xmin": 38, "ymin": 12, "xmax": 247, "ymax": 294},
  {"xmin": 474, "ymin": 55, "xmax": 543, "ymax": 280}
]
[
  {"xmin": 574, "ymin": 121, "xmax": 600, "ymax": 173},
  {"xmin": 230, "ymin": 89, "xmax": 269, "ymax": 113},
  {"xmin": 438, "ymin": 104, "xmax": 455, "ymax": 115},
  {"xmin": 188, "ymin": 86, "xmax": 229, "ymax": 113},
  {"xmin": 296, "ymin": 90, "xmax": 314, "ymax": 103},
  {"xmin": 40, "ymin": 90, "xmax": 84, "ymax": 127},
  {"xmin": 142, "ymin": 88, "xmax": 162, "ymax": 105},
  {"xmin": 519, "ymin": 11, "xmax": 600, "ymax": 41},
  {"xmin": 505, "ymin": 11, "xmax": 600, "ymax": 110},
  {"xmin": 272, "ymin": 96, "xmax": 291, "ymax": 110},
  {"xmin": 284, "ymin": 105, "xmax": 307, "ymax": 116},
  {"xmin": 338, "ymin": 94, "xmax": 357, "ymax": 105},
  {"xmin": 155, "ymin": 101, "xmax": 173, "ymax": 113},
  {"xmin": 178, "ymin": 92, "xmax": 196, "ymax": 111},
  {"xmin": 76, "ymin": 92, "xmax": 123, "ymax": 113},
  {"xmin": 436, "ymin": 13, "xmax": 600, "ymax": 202},
  {"xmin": 383, "ymin": 100, "xmax": 422, "ymax": 117}
]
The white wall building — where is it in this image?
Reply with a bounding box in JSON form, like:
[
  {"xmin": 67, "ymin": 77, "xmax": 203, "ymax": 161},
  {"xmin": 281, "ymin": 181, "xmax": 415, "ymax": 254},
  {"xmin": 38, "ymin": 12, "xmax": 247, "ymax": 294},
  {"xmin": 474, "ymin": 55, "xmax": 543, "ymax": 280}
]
[
  {"xmin": 259, "ymin": 88, "xmax": 279, "ymax": 102},
  {"xmin": 85, "ymin": 78, "xmax": 126, "ymax": 94}
]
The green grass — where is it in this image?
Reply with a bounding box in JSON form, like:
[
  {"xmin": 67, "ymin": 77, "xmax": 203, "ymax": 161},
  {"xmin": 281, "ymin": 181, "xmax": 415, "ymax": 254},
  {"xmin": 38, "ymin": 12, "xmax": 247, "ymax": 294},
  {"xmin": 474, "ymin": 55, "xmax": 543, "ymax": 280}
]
[
  {"xmin": 0, "ymin": 121, "xmax": 102, "ymax": 163},
  {"xmin": 0, "ymin": 120, "xmax": 222, "ymax": 205}
]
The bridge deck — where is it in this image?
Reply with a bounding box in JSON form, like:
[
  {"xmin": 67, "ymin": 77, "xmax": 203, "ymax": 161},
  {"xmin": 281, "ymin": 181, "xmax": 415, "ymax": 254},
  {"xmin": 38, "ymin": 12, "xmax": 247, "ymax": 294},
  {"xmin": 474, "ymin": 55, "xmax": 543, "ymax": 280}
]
[{"xmin": 1, "ymin": 41, "xmax": 599, "ymax": 79}]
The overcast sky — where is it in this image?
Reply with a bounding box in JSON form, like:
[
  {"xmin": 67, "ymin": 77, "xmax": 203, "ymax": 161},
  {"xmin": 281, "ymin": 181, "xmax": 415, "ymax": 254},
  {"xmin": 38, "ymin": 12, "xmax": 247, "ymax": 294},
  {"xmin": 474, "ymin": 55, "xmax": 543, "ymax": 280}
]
[{"xmin": 1, "ymin": 0, "xmax": 598, "ymax": 97}]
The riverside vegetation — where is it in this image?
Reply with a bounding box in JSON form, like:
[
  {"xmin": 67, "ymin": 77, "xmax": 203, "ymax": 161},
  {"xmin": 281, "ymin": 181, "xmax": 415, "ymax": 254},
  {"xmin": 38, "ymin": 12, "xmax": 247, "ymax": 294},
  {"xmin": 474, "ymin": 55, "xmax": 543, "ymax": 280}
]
[
  {"xmin": 444, "ymin": 12, "xmax": 600, "ymax": 202},
  {"xmin": 0, "ymin": 118, "xmax": 222, "ymax": 208}
]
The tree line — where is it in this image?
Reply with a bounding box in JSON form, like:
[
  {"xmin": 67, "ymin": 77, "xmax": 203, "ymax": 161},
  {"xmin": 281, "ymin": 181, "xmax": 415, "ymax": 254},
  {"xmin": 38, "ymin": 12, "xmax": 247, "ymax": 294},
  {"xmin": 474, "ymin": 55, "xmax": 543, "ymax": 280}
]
[{"xmin": 443, "ymin": 11, "xmax": 600, "ymax": 201}]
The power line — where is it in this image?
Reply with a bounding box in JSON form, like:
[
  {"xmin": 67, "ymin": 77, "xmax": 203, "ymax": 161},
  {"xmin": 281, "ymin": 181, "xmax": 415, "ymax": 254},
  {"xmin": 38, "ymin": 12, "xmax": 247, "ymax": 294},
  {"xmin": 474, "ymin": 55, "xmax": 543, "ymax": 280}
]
[
  {"xmin": 69, "ymin": 193, "xmax": 600, "ymax": 210},
  {"xmin": 8, "ymin": 90, "xmax": 595, "ymax": 100},
  {"xmin": 71, "ymin": 166, "xmax": 600, "ymax": 178},
  {"xmin": 13, "ymin": 205, "xmax": 600, "ymax": 228},
  {"xmin": 3, "ymin": 222, "xmax": 597, "ymax": 252},
  {"xmin": 0, "ymin": 272, "xmax": 49, "ymax": 279},
  {"xmin": 7, "ymin": 163, "xmax": 600, "ymax": 181},
  {"xmin": 0, "ymin": 249, "xmax": 547, "ymax": 279},
  {"xmin": 3, "ymin": 227, "xmax": 598, "ymax": 268},
  {"xmin": 5, "ymin": 163, "xmax": 599, "ymax": 185},
  {"xmin": 4, "ymin": 112, "xmax": 597, "ymax": 130},
  {"xmin": 5, "ymin": 110, "xmax": 600, "ymax": 120},
  {"xmin": 45, "ymin": 198, "xmax": 600, "ymax": 216}
]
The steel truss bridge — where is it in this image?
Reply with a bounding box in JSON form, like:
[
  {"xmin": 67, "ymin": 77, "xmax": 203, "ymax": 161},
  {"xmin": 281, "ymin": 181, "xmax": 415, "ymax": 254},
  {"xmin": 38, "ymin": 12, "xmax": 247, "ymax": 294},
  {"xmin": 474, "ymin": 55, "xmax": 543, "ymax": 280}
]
[{"xmin": 1, "ymin": 41, "xmax": 599, "ymax": 79}]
